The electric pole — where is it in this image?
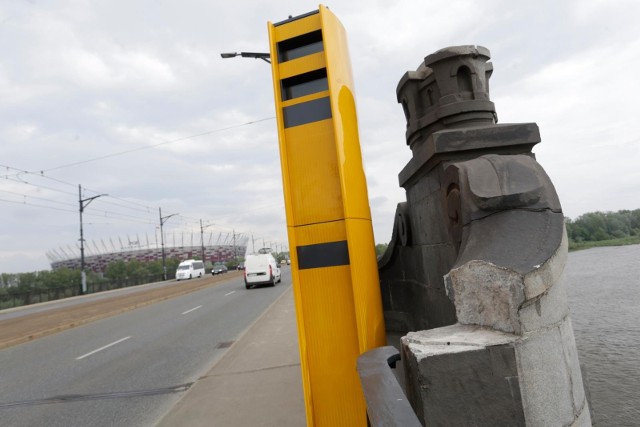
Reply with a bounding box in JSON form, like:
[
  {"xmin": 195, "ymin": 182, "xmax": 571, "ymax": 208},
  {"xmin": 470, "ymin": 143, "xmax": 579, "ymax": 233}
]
[
  {"xmin": 159, "ymin": 208, "xmax": 178, "ymax": 280},
  {"xmin": 78, "ymin": 185, "xmax": 106, "ymax": 295},
  {"xmin": 233, "ymin": 229, "xmax": 237, "ymax": 265},
  {"xmin": 200, "ymin": 219, "xmax": 214, "ymax": 267}
]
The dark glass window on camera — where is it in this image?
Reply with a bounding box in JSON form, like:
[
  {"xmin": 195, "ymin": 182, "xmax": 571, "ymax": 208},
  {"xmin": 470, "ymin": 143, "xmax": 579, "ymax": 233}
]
[
  {"xmin": 277, "ymin": 30, "xmax": 323, "ymax": 62},
  {"xmin": 281, "ymin": 68, "xmax": 328, "ymax": 101}
]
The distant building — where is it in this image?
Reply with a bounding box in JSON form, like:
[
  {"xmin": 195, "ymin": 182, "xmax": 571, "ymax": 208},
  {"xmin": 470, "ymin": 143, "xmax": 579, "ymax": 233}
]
[{"xmin": 47, "ymin": 232, "xmax": 248, "ymax": 273}]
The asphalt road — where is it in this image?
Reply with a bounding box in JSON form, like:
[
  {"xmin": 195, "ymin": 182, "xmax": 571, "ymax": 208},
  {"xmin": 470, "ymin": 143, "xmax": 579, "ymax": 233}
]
[{"xmin": 0, "ymin": 270, "xmax": 292, "ymax": 427}]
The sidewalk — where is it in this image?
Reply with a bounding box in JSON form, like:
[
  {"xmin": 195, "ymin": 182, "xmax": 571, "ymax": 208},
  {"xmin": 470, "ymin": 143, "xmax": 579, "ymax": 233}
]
[{"xmin": 157, "ymin": 286, "xmax": 307, "ymax": 426}]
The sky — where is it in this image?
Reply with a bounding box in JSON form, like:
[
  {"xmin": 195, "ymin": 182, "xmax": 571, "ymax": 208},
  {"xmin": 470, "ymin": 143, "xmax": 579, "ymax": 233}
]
[{"xmin": 1, "ymin": 0, "xmax": 639, "ymax": 274}]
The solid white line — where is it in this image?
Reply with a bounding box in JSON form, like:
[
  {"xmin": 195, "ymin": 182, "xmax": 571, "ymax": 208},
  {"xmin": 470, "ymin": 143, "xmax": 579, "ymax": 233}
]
[
  {"xmin": 224, "ymin": 291, "xmax": 236, "ymax": 296},
  {"xmin": 76, "ymin": 336, "xmax": 132, "ymax": 360},
  {"xmin": 181, "ymin": 305, "xmax": 202, "ymax": 315}
]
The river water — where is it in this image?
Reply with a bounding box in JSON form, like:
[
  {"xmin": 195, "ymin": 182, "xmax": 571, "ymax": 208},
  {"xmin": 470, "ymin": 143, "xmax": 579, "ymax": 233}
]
[{"xmin": 565, "ymin": 244, "xmax": 640, "ymax": 426}]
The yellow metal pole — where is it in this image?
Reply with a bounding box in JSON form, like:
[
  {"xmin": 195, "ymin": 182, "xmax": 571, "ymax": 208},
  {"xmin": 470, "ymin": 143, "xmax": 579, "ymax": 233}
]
[{"xmin": 268, "ymin": 6, "xmax": 386, "ymax": 426}]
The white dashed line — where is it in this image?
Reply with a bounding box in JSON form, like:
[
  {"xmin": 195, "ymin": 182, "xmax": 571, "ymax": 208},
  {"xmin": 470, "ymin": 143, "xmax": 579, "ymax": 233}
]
[
  {"xmin": 224, "ymin": 291, "xmax": 236, "ymax": 296},
  {"xmin": 76, "ymin": 336, "xmax": 132, "ymax": 360},
  {"xmin": 181, "ymin": 305, "xmax": 202, "ymax": 315}
]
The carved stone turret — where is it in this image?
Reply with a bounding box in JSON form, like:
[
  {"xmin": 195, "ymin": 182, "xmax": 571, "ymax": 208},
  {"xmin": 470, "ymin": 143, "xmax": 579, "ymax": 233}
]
[
  {"xmin": 379, "ymin": 46, "xmax": 591, "ymax": 426},
  {"xmin": 398, "ymin": 45, "xmax": 496, "ymax": 151}
]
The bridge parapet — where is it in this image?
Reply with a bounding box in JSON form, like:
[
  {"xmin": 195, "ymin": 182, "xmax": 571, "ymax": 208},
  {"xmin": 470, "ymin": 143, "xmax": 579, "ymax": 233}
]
[{"xmin": 377, "ymin": 46, "xmax": 591, "ymax": 426}]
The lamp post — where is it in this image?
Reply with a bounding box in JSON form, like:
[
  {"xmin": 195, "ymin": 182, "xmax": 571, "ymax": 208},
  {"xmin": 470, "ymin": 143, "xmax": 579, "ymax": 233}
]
[
  {"xmin": 220, "ymin": 52, "xmax": 271, "ymax": 63},
  {"xmin": 159, "ymin": 208, "xmax": 178, "ymax": 280},
  {"xmin": 200, "ymin": 219, "xmax": 214, "ymax": 267},
  {"xmin": 232, "ymin": 229, "xmax": 237, "ymax": 266},
  {"xmin": 78, "ymin": 185, "xmax": 107, "ymax": 295}
]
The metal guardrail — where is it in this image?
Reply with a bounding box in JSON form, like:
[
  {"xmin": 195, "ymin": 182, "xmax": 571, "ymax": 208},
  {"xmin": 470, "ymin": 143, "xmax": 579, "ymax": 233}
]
[{"xmin": 357, "ymin": 346, "xmax": 422, "ymax": 427}]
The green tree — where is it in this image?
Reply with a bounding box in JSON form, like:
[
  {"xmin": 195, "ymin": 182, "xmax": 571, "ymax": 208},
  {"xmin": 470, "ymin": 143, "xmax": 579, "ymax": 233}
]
[
  {"xmin": 566, "ymin": 209, "xmax": 640, "ymax": 243},
  {"xmin": 145, "ymin": 260, "xmax": 164, "ymax": 277},
  {"xmin": 375, "ymin": 243, "xmax": 389, "ymax": 257},
  {"xmin": 105, "ymin": 260, "xmax": 127, "ymax": 283}
]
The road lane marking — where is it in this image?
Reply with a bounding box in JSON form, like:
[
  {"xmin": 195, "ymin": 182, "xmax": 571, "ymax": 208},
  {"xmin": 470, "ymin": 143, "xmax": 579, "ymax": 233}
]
[
  {"xmin": 224, "ymin": 291, "xmax": 235, "ymax": 296},
  {"xmin": 181, "ymin": 305, "xmax": 202, "ymax": 315},
  {"xmin": 76, "ymin": 336, "xmax": 132, "ymax": 360}
]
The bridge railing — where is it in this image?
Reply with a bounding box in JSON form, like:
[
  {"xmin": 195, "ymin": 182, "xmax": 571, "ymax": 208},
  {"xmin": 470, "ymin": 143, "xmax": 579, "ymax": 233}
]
[{"xmin": 357, "ymin": 346, "xmax": 422, "ymax": 427}]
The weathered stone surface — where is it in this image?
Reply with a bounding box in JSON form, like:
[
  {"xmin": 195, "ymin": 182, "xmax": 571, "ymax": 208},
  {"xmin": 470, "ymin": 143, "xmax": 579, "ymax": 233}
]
[
  {"xmin": 522, "ymin": 227, "xmax": 568, "ymax": 301},
  {"xmin": 559, "ymin": 319, "xmax": 588, "ymax": 414},
  {"xmin": 399, "ymin": 124, "xmax": 541, "ymax": 188},
  {"xmin": 397, "ymin": 46, "xmax": 496, "ymax": 150},
  {"xmin": 445, "ymin": 260, "xmax": 525, "ymax": 334},
  {"xmin": 402, "ymin": 324, "xmax": 525, "ymax": 426},
  {"xmin": 518, "ymin": 273, "xmax": 570, "ymax": 334},
  {"xmin": 407, "ymin": 190, "xmax": 449, "ymax": 246},
  {"xmin": 402, "ymin": 322, "xmax": 590, "ymax": 426},
  {"xmin": 572, "ymin": 401, "xmax": 593, "ymax": 427},
  {"xmin": 516, "ymin": 323, "xmax": 577, "ymax": 425},
  {"xmin": 454, "ymin": 210, "xmax": 565, "ymax": 274},
  {"xmin": 445, "ymin": 228, "xmax": 570, "ymax": 334}
]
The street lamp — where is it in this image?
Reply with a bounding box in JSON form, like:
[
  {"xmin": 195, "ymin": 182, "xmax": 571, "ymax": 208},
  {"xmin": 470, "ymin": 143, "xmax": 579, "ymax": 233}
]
[
  {"xmin": 200, "ymin": 219, "xmax": 215, "ymax": 267},
  {"xmin": 220, "ymin": 52, "xmax": 271, "ymax": 63},
  {"xmin": 78, "ymin": 185, "xmax": 107, "ymax": 295},
  {"xmin": 159, "ymin": 208, "xmax": 178, "ymax": 280}
]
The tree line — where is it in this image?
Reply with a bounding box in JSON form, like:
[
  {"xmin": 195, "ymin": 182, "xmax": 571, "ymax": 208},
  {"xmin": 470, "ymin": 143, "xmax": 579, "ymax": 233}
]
[
  {"xmin": 565, "ymin": 209, "xmax": 640, "ymax": 243},
  {"xmin": 0, "ymin": 258, "xmax": 183, "ymax": 297}
]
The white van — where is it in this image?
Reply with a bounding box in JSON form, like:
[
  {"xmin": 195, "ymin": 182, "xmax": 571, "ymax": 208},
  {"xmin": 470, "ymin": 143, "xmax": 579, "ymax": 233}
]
[
  {"xmin": 175, "ymin": 259, "xmax": 205, "ymax": 281},
  {"xmin": 244, "ymin": 253, "xmax": 281, "ymax": 288}
]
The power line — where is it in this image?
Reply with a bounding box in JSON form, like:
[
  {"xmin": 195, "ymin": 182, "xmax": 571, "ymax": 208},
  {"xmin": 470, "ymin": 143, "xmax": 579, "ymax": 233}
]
[
  {"xmin": 41, "ymin": 117, "xmax": 276, "ymax": 174},
  {"xmin": 3, "ymin": 174, "xmax": 78, "ymax": 198},
  {"xmin": 0, "ymin": 183, "xmax": 159, "ymax": 225},
  {"xmin": 2, "ymin": 166, "xmax": 157, "ymax": 214},
  {"xmin": 0, "ymin": 197, "xmax": 77, "ymax": 214},
  {"xmin": 0, "ymin": 115, "xmax": 276, "ymax": 213},
  {"xmin": 0, "ymin": 188, "xmax": 77, "ymax": 208}
]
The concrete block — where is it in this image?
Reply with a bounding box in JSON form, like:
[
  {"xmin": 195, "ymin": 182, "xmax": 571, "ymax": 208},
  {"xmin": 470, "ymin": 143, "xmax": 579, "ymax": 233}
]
[{"xmin": 402, "ymin": 324, "xmax": 525, "ymax": 426}]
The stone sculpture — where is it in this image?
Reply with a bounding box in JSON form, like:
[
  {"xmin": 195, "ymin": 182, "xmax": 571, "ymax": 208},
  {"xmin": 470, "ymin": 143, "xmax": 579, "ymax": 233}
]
[{"xmin": 378, "ymin": 46, "xmax": 591, "ymax": 426}]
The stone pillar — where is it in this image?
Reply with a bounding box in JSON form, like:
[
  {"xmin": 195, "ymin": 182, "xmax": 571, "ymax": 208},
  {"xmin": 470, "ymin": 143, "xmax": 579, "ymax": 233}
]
[{"xmin": 379, "ymin": 46, "xmax": 591, "ymax": 426}]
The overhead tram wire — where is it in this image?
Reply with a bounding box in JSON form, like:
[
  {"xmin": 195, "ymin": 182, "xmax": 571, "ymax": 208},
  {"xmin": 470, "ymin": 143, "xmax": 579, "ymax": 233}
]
[
  {"xmin": 0, "ymin": 197, "xmax": 77, "ymax": 214},
  {"xmin": 22, "ymin": 172, "xmax": 156, "ymax": 214},
  {"xmin": 2, "ymin": 174, "xmax": 78, "ymax": 198},
  {"xmin": 37, "ymin": 116, "xmax": 276, "ymax": 174},
  {"xmin": 0, "ymin": 181, "xmax": 161, "ymax": 226},
  {"xmin": 0, "ymin": 194, "xmax": 158, "ymax": 226},
  {"xmin": 0, "ymin": 188, "xmax": 77, "ymax": 209},
  {"xmin": 1, "ymin": 116, "xmax": 275, "ymax": 214},
  {"xmin": 0, "ymin": 117, "xmax": 275, "ymax": 180}
]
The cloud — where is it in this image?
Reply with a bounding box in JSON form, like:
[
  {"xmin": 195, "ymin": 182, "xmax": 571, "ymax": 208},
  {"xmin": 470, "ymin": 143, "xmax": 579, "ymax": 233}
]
[{"xmin": 1, "ymin": 0, "xmax": 639, "ymax": 273}]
